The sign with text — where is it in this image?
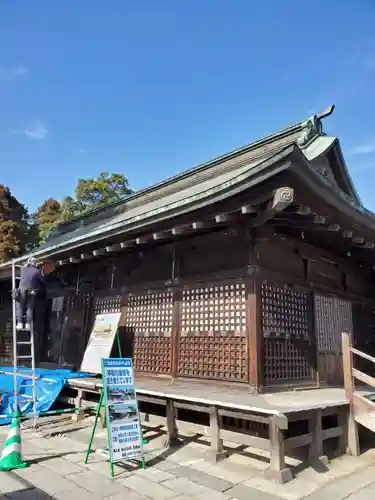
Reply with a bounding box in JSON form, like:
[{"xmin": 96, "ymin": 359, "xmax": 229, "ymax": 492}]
[
  {"xmin": 102, "ymin": 358, "xmax": 143, "ymax": 463},
  {"xmin": 80, "ymin": 313, "xmax": 121, "ymax": 373}
]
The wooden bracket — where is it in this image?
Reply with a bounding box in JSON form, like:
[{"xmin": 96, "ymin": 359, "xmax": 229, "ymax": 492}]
[{"xmin": 251, "ymin": 186, "xmax": 294, "ymax": 227}]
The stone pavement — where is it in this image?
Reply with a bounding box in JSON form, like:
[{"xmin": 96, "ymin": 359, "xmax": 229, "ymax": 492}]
[{"xmin": 1, "ymin": 416, "xmax": 375, "ymax": 499}]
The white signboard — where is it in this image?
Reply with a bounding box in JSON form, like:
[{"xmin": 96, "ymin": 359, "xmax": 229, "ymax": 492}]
[
  {"xmin": 80, "ymin": 313, "xmax": 121, "ymax": 373},
  {"xmin": 102, "ymin": 358, "xmax": 143, "ymax": 463},
  {"xmin": 51, "ymin": 296, "xmax": 64, "ymax": 312}
]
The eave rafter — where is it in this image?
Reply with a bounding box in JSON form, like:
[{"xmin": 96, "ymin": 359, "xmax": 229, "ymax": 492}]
[
  {"xmin": 50, "ymin": 184, "xmax": 375, "ymax": 272},
  {"xmin": 269, "ymin": 202, "xmax": 375, "ymax": 264},
  {"xmin": 53, "ymin": 186, "xmax": 301, "ymax": 268}
]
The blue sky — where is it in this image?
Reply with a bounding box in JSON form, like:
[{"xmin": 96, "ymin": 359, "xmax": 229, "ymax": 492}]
[{"xmin": 1, "ymin": 1, "xmax": 375, "ymax": 212}]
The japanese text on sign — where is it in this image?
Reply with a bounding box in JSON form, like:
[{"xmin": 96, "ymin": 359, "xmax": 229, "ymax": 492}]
[{"xmin": 102, "ymin": 358, "xmax": 143, "ymax": 463}]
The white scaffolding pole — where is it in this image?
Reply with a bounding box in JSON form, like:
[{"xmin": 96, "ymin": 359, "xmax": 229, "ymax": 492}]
[{"xmin": 11, "ymin": 260, "xmax": 17, "ymax": 417}]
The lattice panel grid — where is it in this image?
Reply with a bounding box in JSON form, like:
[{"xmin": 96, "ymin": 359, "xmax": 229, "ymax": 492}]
[
  {"xmin": 95, "ymin": 295, "xmax": 122, "ymax": 314},
  {"xmin": 133, "ymin": 337, "xmax": 172, "ymax": 374},
  {"xmin": 181, "ymin": 283, "xmax": 246, "ymax": 337},
  {"xmin": 261, "ymin": 282, "xmax": 310, "ymax": 341},
  {"xmin": 264, "ymin": 338, "xmax": 313, "ymax": 382},
  {"xmin": 314, "ymin": 294, "xmax": 353, "ymax": 352},
  {"xmin": 178, "ymin": 336, "xmax": 248, "ymax": 381},
  {"xmin": 125, "ymin": 291, "xmax": 173, "ymax": 337}
]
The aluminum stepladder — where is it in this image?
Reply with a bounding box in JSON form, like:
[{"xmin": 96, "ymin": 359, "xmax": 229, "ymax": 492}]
[{"xmin": 11, "ymin": 260, "xmax": 37, "ymax": 428}]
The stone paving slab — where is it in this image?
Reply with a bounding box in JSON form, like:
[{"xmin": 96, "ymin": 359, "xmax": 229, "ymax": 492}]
[
  {"xmin": 0, "ymin": 473, "xmax": 33, "ymax": 495},
  {"xmin": 65, "ymin": 470, "xmax": 126, "ymax": 497},
  {"xmin": 303, "ymin": 464, "xmax": 375, "ymax": 499},
  {"xmin": 227, "ymin": 484, "xmax": 285, "ymax": 500},
  {"xmin": 169, "ymin": 465, "xmax": 234, "ymax": 492},
  {"xmin": 3, "ymin": 418, "xmax": 375, "ymax": 499}
]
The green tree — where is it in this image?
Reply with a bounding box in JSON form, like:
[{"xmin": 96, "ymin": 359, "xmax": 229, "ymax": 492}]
[
  {"xmin": 33, "ymin": 198, "xmax": 62, "ymax": 243},
  {"xmin": 0, "ymin": 185, "xmax": 29, "ymax": 262},
  {"xmin": 31, "ymin": 172, "xmax": 133, "ymax": 246},
  {"xmin": 75, "ymin": 171, "xmax": 133, "ymax": 213},
  {"xmin": 60, "ymin": 196, "xmax": 80, "ymax": 222}
]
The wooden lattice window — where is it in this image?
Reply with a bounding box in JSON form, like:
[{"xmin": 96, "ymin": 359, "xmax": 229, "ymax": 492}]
[
  {"xmin": 261, "ymin": 282, "xmax": 309, "ymax": 341},
  {"xmin": 94, "ymin": 295, "xmax": 122, "ymax": 314},
  {"xmin": 264, "ymin": 338, "xmax": 313, "ymax": 382},
  {"xmin": 178, "ymin": 282, "xmax": 248, "ymax": 382},
  {"xmin": 314, "ymin": 294, "xmax": 353, "ymax": 352},
  {"xmin": 180, "ymin": 283, "xmax": 247, "ymax": 337},
  {"xmin": 126, "ymin": 291, "xmax": 173, "ymax": 337},
  {"xmin": 261, "ymin": 281, "xmax": 315, "ymax": 384},
  {"xmin": 126, "ymin": 291, "xmax": 173, "ymax": 374}
]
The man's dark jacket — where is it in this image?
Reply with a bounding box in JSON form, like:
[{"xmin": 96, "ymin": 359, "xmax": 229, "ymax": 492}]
[{"xmin": 19, "ymin": 265, "xmax": 46, "ymax": 292}]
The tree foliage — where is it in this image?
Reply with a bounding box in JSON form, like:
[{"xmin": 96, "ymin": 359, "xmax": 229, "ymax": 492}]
[
  {"xmin": 31, "ymin": 171, "xmax": 133, "ymax": 246},
  {"xmin": 0, "ymin": 185, "xmax": 29, "ymax": 263},
  {"xmin": 75, "ymin": 171, "xmax": 133, "ymax": 212},
  {"xmin": 33, "ymin": 198, "xmax": 62, "ymax": 243},
  {"xmin": 0, "ymin": 172, "xmax": 134, "ymax": 256},
  {"xmin": 60, "ymin": 196, "xmax": 78, "ymax": 222}
]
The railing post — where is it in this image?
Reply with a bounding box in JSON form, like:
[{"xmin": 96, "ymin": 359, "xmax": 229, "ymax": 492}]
[
  {"xmin": 342, "ymin": 332, "xmax": 360, "ymax": 456},
  {"xmin": 342, "ymin": 332, "xmax": 354, "ymax": 401}
]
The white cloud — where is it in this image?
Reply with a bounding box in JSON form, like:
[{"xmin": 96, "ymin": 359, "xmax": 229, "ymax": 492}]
[
  {"xmin": 23, "ymin": 120, "xmax": 48, "ymax": 140},
  {"xmin": 0, "ymin": 65, "xmax": 29, "ymax": 81},
  {"xmin": 348, "ymin": 141, "xmax": 375, "ymax": 156}
]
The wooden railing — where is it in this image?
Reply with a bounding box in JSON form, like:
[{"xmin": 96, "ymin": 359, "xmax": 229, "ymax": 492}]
[{"xmin": 342, "ymin": 332, "xmax": 375, "ymax": 455}]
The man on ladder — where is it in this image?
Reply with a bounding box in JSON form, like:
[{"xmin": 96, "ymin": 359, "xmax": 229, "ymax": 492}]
[{"xmin": 15, "ymin": 257, "xmax": 46, "ymax": 331}]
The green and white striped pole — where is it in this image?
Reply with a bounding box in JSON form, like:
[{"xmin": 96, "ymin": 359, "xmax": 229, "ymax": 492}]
[{"xmin": 0, "ymin": 413, "xmax": 29, "ymax": 471}]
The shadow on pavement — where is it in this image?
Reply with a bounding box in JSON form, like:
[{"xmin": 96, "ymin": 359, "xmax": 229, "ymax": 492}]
[{"xmin": 0, "ymin": 486, "xmax": 52, "ymax": 500}]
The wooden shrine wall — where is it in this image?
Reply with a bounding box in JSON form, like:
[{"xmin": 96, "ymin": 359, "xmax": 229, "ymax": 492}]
[
  {"xmin": 126, "ymin": 290, "xmax": 174, "ymax": 375},
  {"xmin": 261, "ymin": 281, "xmax": 315, "ymax": 387},
  {"xmin": 43, "ymin": 226, "xmax": 375, "ymax": 389},
  {"xmin": 314, "ymin": 294, "xmax": 353, "ymax": 385},
  {"xmin": 258, "ymin": 235, "xmax": 372, "ymax": 388},
  {"xmin": 178, "ymin": 281, "xmax": 247, "ymax": 381},
  {"xmin": 50, "ymin": 230, "xmax": 251, "ymax": 382}
]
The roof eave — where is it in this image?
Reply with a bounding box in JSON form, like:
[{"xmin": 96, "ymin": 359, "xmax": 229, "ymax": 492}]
[
  {"xmin": 3, "ymin": 146, "xmax": 297, "ymax": 266},
  {"xmin": 290, "ymin": 148, "xmax": 375, "ymax": 231},
  {"xmin": 331, "ymin": 139, "xmax": 362, "ymax": 206}
]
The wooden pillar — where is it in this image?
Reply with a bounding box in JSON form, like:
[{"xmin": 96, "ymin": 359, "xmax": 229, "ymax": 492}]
[
  {"xmin": 247, "ymin": 230, "xmax": 263, "ymax": 392},
  {"xmin": 247, "ymin": 275, "xmax": 262, "ymax": 391},
  {"xmin": 265, "ymin": 416, "xmax": 292, "ymax": 484},
  {"xmin": 342, "ymin": 332, "xmax": 360, "ymax": 456},
  {"xmin": 308, "ymin": 409, "xmax": 328, "ymax": 467},
  {"xmin": 72, "ymin": 389, "xmax": 85, "ymax": 423},
  {"xmin": 165, "ymin": 399, "xmax": 180, "ymax": 447},
  {"xmin": 171, "ymin": 290, "xmax": 181, "ymax": 380},
  {"xmin": 207, "ymin": 406, "xmax": 228, "ymax": 462},
  {"xmin": 170, "ymin": 243, "xmax": 181, "ymax": 381}
]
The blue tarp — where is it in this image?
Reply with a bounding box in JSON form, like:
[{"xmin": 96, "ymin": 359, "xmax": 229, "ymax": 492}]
[{"xmin": 0, "ymin": 366, "xmax": 92, "ymax": 425}]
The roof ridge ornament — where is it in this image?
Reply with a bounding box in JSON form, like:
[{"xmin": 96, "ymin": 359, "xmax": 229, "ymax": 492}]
[{"xmin": 297, "ymin": 104, "xmax": 335, "ymax": 147}]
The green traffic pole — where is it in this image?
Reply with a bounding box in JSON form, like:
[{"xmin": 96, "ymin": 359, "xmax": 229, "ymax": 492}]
[
  {"xmin": 84, "ymin": 392, "xmax": 104, "ymax": 464},
  {"xmin": 103, "ymin": 384, "xmax": 115, "ymax": 477}
]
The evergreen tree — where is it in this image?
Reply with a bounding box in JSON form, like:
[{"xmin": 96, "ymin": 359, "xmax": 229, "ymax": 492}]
[
  {"xmin": 75, "ymin": 171, "xmax": 133, "ymax": 213},
  {"xmin": 33, "ymin": 198, "xmax": 61, "ymax": 243},
  {"xmin": 0, "ymin": 185, "xmax": 28, "ymax": 262}
]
